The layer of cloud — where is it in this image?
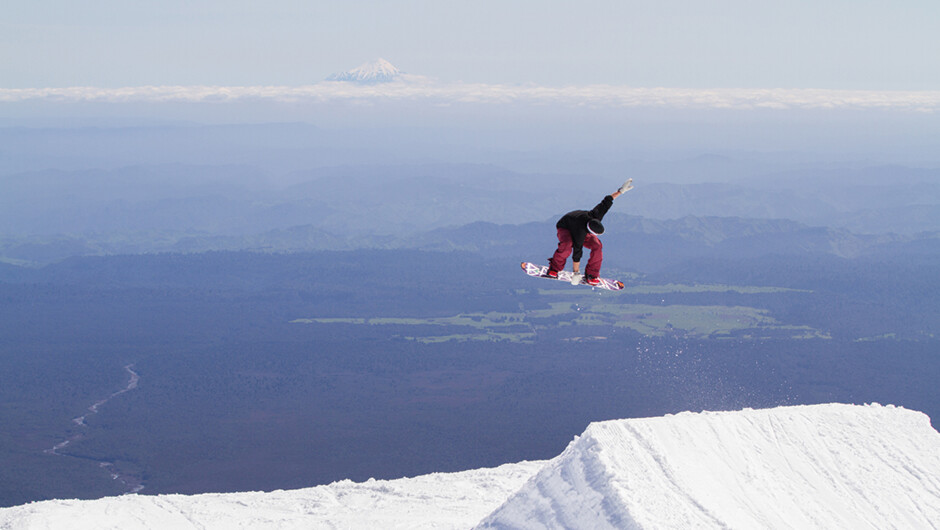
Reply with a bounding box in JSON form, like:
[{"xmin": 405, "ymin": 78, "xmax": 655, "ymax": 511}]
[{"xmin": 2, "ymin": 81, "xmax": 940, "ymax": 112}]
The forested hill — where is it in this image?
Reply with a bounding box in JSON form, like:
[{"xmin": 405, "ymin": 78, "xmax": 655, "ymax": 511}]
[{"xmin": 2, "ymin": 211, "xmax": 938, "ymax": 271}]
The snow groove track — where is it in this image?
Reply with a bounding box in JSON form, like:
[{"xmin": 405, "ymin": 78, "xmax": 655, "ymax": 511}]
[{"xmin": 478, "ymin": 404, "xmax": 940, "ymax": 529}]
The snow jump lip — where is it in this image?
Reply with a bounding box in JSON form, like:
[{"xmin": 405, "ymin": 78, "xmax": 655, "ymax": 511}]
[{"xmin": 478, "ymin": 403, "xmax": 940, "ymax": 529}]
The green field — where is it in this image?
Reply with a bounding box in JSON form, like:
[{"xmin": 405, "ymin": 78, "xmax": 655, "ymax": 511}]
[{"xmin": 293, "ymin": 282, "xmax": 826, "ymax": 342}]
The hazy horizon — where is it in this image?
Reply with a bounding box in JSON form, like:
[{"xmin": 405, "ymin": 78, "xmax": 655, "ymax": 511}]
[
  {"xmin": 5, "ymin": 1, "xmax": 940, "ymax": 90},
  {"xmin": 6, "ymin": 2, "xmax": 940, "ymax": 172}
]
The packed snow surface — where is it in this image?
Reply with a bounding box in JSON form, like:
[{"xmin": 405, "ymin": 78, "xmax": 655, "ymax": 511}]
[
  {"xmin": 3, "ymin": 403, "xmax": 939, "ymax": 529},
  {"xmin": 0, "ymin": 462, "xmax": 543, "ymax": 530}
]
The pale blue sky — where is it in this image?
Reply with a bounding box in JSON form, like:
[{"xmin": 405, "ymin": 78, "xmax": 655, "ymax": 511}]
[{"xmin": 3, "ymin": 0, "xmax": 939, "ymax": 89}]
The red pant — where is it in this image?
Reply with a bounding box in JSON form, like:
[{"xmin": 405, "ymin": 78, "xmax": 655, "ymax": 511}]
[{"xmin": 549, "ymin": 228, "xmax": 603, "ymax": 277}]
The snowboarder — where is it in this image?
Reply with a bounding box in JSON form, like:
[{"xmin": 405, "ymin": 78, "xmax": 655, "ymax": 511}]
[{"xmin": 545, "ymin": 179, "xmax": 633, "ymax": 286}]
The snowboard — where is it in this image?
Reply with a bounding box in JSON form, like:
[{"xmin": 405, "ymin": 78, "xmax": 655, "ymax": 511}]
[{"xmin": 521, "ymin": 262, "xmax": 624, "ymax": 291}]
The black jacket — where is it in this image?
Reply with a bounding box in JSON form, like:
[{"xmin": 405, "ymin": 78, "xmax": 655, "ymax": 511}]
[{"xmin": 556, "ymin": 195, "xmax": 614, "ymax": 262}]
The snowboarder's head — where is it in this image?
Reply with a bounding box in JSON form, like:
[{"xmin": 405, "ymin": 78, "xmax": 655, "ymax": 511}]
[{"xmin": 587, "ymin": 218, "xmax": 605, "ymax": 236}]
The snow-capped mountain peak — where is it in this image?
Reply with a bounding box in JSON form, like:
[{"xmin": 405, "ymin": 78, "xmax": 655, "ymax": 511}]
[{"xmin": 327, "ymin": 58, "xmax": 402, "ymax": 83}]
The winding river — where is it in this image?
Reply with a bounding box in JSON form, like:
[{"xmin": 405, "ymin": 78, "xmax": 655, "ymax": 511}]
[{"xmin": 45, "ymin": 363, "xmax": 145, "ymax": 494}]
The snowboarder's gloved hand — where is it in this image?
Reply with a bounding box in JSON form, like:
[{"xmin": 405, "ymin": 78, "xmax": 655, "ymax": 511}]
[
  {"xmin": 618, "ymin": 178, "xmax": 634, "ymax": 194},
  {"xmin": 570, "ymin": 273, "xmax": 583, "ymax": 285}
]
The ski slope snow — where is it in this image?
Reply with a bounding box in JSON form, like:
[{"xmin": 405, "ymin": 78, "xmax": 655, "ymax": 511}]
[
  {"xmin": 0, "ymin": 461, "xmax": 544, "ymax": 530},
  {"xmin": 2, "ymin": 403, "xmax": 939, "ymax": 529}
]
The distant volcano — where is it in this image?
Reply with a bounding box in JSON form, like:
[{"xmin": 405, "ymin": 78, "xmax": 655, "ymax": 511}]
[{"xmin": 326, "ymin": 58, "xmax": 402, "ymax": 83}]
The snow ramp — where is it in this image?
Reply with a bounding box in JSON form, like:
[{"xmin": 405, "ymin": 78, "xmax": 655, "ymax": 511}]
[{"xmin": 478, "ymin": 403, "xmax": 940, "ymax": 529}]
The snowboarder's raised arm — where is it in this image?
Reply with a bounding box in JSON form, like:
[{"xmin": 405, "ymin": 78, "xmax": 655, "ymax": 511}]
[
  {"xmin": 588, "ymin": 195, "xmax": 615, "ymax": 220},
  {"xmin": 611, "ymin": 178, "xmax": 633, "ymax": 199}
]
